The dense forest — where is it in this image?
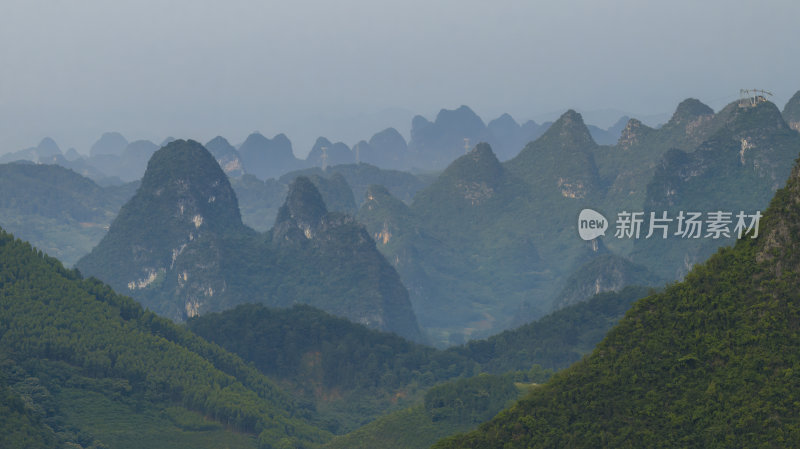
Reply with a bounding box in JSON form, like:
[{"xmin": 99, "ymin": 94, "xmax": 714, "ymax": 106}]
[
  {"xmin": 0, "ymin": 227, "xmax": 329, "ymax": 448},
  {"xmin": 187, "ymin": 285, "xmax": 651, "ymax": 432}
]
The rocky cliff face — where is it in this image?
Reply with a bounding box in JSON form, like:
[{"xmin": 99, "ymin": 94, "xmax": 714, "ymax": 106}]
[
  {"xmin": 78, "ymin": 144, "xmax": 423, "ymax": 341},
  {"xmin": 782, "ymin": 90, "xmax": 800, "ymax": 132},
  {"xmin": 77, "ymin": 139, "xmax": 248, "ymax": 319},
  {"xmin": 273, "ymin": 177, "xmax": 423, "ymax": 340},
  {"xmin": 205, "ymin": 136, "xmax": 244, "ymax": 177}
]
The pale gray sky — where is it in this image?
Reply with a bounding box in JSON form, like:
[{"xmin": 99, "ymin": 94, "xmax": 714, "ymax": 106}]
[{"xmin": 1, "ymin": 0, "xmax": 798, "ymax": 156}]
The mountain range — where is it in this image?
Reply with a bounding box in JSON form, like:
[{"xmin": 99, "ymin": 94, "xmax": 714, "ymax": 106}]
[
  {"xmin": 433, "ymin": 98, "xmax": 800, "ymax": 449},
  {"xmin": 357, "ymin": 95, "xmax": 800, "ymax": 345},
  {"xmin": 1, "ymin": 105, "xmax": 632, "ymax": 185},
  {"xmin": 2, "ymin": 90, "xmax": 800, "ymax": 448},
  {"xmin": 76, "ymin": 139, "xmax": 422, "ymax": 341},
  {"xmin": 3, "ymin": 93, "xmax": 799, "ymax": 348}
]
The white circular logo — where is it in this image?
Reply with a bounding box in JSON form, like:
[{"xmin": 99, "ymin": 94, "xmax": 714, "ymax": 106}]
[{"xmin": 578, "ymin": 209, "xmax": 608, "ymax": 241}]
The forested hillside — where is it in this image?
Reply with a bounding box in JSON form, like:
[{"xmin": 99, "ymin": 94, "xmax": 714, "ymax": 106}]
[
  {"xmin": 0, "ymin": 227, "xmax": 329, "ymax": 448},
  {"xmin": 187, "ymin": 286, "xmax": 651, "ymax": 435},
  {"xmin": 0, "ymin": 162, "xmax": 136, "ymax": 266}
]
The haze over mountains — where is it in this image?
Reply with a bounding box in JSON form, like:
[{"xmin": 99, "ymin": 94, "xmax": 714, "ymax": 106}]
[
  {"xmin": 0, "ymin": 105, "xmax": 631, "ymax": 186},
  {"xmin": 434, "ymin": 101, "xmax": 800, "ymax": 448},
  {"xmin": 2, "ymin": 93, "xmax": 800, "ymax": 345},
  {"xmin": 2, "ymin": 90, "xmax": 800, "ymax": 448}
]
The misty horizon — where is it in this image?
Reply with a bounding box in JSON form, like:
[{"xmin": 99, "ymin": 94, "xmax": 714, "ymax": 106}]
[{"xmin": 2, "ymin": 0, "xmax": 798, "ymax": 157}]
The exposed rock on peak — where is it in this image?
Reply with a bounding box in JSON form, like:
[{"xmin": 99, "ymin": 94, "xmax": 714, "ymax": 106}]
[
  {"xmin": 77, "ymin": 140, "xmax": 246, "ymax": 319},
  {"xmin": 205, "ymin": 136, "xmax": 244, "ymax": 177},
  {"xmin": 632, "ymin": 98, "xmax": 800, "ymax": 280},
  {"xmin": 78, "ymin": 142, "xmax": 422, "ymax": 340},
  {"xmin": 530, "ymin": 109, "xmax": 596, "ymax": 152},
  {"xmin": 139, "ymin": 139, "xmax": 243, "ymax": 232},
  {"xmin": 415, "ymin": 142, "xmax": 505, "ymax": 210},
  {"xmin": 617, "ymin": 118, "xmax": 656, "ymax": 150},
  {"xmin": 723, "ymin": 99, "xmax": 789, "ymax": 135},
  {"xmin": 552, "ymin": 254, "xmax": 660, "ymax": 311},
  {"xmin": 509, "ymin": 109, "xmax": 600, "ymax": 200},
  {"xmin": 446, "ymin": 142, "xmax": 503, "ymax": 185},
  {"xmin": 363, "ymin": 184, "xmax": 398, "ymax": 210},
  {"xmin": 783, "ymin": 90, "xmax": 800, "ymax": 131},
  {"xmin": 667, "ymin": 98, "xmax": 715, "ymax": 127},
  {"xmin": 271, "ymin": 179, "xmax": 422, "ymax": 340},
  {"xmin": 273, "ymin": 176, "xmax": 329, "ymax": 242}
]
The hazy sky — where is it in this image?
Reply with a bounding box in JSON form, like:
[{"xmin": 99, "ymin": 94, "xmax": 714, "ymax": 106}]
[{"xmin": 1, "ymin": 0, "xmax": 798, "ymax": 157}]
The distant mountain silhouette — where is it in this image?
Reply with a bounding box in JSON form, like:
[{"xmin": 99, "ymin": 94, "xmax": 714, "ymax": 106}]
[
  {"xmin": 238, "ymin": 132, "xmax": 302, "ymax": 179},
  {"xmin": 89, "ymin": 131, "xmax": 128, "ymax": 157},
  {"xmin": 306, "ymin": 137, "xmax": 354, "ymax": 168},
  {"xmin": 408, "ymin": 105, "xmax": 489, "ymax": 169}
]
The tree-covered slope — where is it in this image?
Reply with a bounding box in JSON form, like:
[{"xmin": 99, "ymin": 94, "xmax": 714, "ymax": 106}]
[
  {"xmin": 323, "ymin": 373, "xmax": 532, "ymax": 449},
  {"xmin": 0, "ymin": 370, "xmax": 60, "ymax": 449},
  {"xmin": 0, "ymin": 162, "xmax": 136, "ymax": 266},
  {"xmin": 187, "ymin": 303, "xmax": 470, "ymax": 433},
  {"xmin": 449, "ymin": 286, "xmax": 653, "ymax": 374},
  {"xmin": 186, "ymin": 286, "xmax": 651, "ymax": 435},
  {"xmin": 0, "ymin": 228, "xmax": 329, "ymax": 448},
  {"xmin": 433, "ymin": 133, "xmax": 800, "ymax": 448}
]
